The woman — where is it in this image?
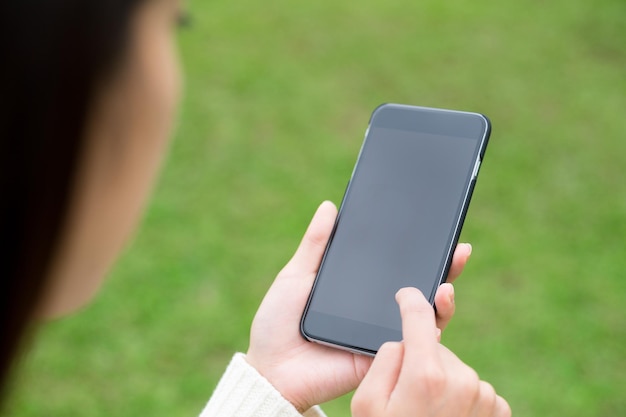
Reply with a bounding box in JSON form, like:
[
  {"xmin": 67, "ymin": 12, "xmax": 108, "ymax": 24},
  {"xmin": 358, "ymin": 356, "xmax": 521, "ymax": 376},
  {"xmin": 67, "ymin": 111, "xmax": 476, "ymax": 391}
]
[{"xmin": 0, "ymin": 1, "xmax": 511, "ymax": 416}]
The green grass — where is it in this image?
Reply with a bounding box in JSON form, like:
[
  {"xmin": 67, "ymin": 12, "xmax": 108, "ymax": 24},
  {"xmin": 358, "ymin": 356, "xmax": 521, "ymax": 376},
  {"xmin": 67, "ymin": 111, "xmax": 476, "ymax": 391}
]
[{"xmin": 5, "ymin": 0, "xmax": 626, "ymax": 415}]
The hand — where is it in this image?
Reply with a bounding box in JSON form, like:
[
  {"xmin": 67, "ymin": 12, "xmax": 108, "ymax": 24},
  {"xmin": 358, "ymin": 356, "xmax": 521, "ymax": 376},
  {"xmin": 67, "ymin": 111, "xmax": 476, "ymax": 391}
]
[
  {"xmin": 352, "ymin": 287, "xmax": 511, "ymax": 417},
  {"xmin": 246, "ymin": 201, "xmax": 472, "ymax": 412}
]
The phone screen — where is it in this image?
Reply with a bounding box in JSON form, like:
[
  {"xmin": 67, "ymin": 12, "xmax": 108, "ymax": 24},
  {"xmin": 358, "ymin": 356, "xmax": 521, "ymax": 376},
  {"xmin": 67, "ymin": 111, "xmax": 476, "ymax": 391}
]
[{"xmin": 301, "ymin": 104, "xmax": 489, "ymax": 354}]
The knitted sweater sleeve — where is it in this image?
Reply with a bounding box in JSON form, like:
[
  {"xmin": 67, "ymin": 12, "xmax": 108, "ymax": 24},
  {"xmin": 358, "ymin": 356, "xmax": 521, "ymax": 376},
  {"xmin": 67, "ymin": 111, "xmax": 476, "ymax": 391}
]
[{"xmin": 199, "ymin": 353, "xmax": 328, "ymax": 417}]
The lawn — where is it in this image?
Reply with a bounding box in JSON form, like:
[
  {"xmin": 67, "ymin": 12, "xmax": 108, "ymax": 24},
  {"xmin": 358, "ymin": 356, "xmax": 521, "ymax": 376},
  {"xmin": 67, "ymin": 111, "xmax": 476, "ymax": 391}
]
[{"xmin": 5, "ymin": 0, "xmax": 626, "ymax": 416}]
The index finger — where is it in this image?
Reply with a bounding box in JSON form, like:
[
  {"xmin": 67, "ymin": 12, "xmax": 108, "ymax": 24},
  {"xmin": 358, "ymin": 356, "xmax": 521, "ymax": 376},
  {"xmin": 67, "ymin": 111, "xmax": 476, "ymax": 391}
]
[{"xmin": 395, "ymin": 287, "xmax": 440, "ymax": 367}]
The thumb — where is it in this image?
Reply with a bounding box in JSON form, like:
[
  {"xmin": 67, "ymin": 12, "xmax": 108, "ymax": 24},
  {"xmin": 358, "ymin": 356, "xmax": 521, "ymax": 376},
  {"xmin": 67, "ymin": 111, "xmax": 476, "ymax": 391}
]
[{"xmin": 282, "ymin": 201, "xmax": 337, "ymax": 276}]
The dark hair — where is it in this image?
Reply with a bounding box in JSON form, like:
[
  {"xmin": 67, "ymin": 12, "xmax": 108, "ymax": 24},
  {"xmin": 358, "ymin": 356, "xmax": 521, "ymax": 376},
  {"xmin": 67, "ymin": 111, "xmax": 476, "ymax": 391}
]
[{"xmin": 0, "ymin": 0, "xmax": 144, "ymax": 401}]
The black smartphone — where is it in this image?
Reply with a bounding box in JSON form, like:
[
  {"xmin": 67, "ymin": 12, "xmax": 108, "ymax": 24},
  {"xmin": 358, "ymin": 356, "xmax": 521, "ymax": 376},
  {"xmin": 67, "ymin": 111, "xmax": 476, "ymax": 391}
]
[{"xmin": 300, "ymin": 103, "xmax": 490, "ymax": 355}]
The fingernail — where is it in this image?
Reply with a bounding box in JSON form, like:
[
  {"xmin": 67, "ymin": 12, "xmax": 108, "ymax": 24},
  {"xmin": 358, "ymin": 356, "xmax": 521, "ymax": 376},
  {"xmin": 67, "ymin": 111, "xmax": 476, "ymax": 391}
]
[
  {"xmin": 436, "ymin": 327, "xmax": 442, "ymax": 342},
  {"xmin": 457, "ymin": 243, "xmax": 472, "ymax": 256},
  {"xmin": 449, "ymin": 285, "xmax": 455, "ymax": 305}
]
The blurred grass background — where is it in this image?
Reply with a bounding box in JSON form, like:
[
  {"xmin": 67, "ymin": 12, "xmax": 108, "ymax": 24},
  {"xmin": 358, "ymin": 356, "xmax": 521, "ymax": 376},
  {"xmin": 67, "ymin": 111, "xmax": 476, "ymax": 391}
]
[{"xmin": 5, "ymin": 0, "xmax": 626, "ymax": 415}]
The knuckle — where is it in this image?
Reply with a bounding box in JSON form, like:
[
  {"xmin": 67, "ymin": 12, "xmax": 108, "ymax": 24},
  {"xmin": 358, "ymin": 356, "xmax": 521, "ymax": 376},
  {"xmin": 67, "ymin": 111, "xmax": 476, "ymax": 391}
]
[
  {"xmin": 351, "ymin": 392, "xmax": 374, "ymax": 417},
  {"xmin": 305, "ymin": 233, "xmax": 326, "ymax": 250},
  {"xmin": 353, "ymin": 355, "xmax": 374, "ymax": 381},
  {"xmin": 416, "ymin": 364, "xmax": 448, "ymax": 398},
  {"xmin": 478, "ymin": 381, "xmax": 497, "ymax": 408},
  {"xmin": 378, "ymin": 341, "xmax": 403, "ymax": 356},
  {"xmin": 455, "ymin": 367, "xmax": 481, "ymax": 405},
  {"xmin": 465, "ymin": 366, "xmax": 481, "ymax": 389},
  {"xmin": 497, "ymin": 396, "xmax": 512, "ymax": 417},
  {"xmin": 481, "ymin": 380, "xmax": 497, "ymax": 398}
]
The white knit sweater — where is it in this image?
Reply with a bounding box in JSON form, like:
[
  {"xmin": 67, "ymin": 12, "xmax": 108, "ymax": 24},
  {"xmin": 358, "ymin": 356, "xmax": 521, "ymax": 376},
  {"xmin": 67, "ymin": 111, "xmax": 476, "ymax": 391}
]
[{"xmin": 199, "ymin": 353, "xmax": 327, "ymax": 417}]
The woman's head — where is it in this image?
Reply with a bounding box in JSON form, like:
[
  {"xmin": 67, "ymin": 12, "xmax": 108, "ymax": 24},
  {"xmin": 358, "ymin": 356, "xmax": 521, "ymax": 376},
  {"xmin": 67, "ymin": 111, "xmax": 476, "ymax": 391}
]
[{"xmin": 0, "ymin": 0, "xmax": 183, "ymax": 398}]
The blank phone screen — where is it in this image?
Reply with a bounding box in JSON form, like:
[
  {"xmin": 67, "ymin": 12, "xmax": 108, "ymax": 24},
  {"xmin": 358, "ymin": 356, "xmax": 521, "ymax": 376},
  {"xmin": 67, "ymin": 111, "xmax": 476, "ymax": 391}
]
[{"xmin": 302, "ymin": 106, "xmax": 488, "ymax": 352}]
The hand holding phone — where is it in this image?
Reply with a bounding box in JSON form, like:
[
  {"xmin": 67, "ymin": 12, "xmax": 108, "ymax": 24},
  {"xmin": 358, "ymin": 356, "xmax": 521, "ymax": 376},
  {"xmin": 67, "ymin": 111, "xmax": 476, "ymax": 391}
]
[
  {"xmin": 245, "ymin": 202, "xmax": 471, "ymax": 413},
  {"xmin": 352, "ymin": 288, "xmax": 511, "ymax": 417}
]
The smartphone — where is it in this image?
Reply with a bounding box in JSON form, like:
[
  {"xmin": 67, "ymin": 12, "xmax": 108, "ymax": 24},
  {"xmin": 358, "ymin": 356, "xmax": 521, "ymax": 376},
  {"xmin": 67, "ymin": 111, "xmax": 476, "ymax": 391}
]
[{"xmin": 300, "ymin": 103, "xmax": 490, "ymax": 355}]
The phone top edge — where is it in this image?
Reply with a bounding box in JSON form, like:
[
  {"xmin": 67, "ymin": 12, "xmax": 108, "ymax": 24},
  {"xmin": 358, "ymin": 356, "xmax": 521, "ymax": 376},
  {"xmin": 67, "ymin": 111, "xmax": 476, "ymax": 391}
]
[
  {"xmin": 369, "ymin": 104, "xmax": 490, "ymax": 147},
  {"xmin": 372, "ymin": 103, "xmax": 490, "ymax": 118},
  {"xmin": 371, "ymin": 103, "xmax": 491, "ymax": 133}
]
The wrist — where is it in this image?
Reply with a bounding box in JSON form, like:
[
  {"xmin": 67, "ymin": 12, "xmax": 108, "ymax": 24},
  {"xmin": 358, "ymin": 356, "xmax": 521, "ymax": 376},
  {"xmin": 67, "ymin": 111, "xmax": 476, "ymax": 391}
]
[
  {"xmin": 245, "ymin": 352, "xmax": 309, "ymax": 413},
  {"xmin": 202, "ymin": 353, "xmax": 310, "ymax": 417}
]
